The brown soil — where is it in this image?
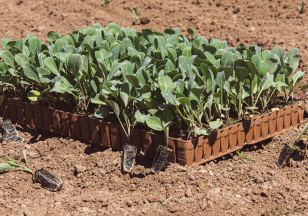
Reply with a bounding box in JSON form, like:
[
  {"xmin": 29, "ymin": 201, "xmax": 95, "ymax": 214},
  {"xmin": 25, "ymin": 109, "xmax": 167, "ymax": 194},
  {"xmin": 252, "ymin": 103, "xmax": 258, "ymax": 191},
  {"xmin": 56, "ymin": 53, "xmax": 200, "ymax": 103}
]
[{"xmin": 1, "ymin": 0, "xmax": 308, "ymax": 215}]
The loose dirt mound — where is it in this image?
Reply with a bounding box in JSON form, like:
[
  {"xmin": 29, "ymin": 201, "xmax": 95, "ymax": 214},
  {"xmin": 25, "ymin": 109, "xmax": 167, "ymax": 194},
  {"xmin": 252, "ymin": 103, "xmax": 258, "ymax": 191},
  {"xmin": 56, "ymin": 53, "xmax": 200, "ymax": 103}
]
[{"xmin": 1, "ymin": 0, "xmax": 308, "ymax": 215}]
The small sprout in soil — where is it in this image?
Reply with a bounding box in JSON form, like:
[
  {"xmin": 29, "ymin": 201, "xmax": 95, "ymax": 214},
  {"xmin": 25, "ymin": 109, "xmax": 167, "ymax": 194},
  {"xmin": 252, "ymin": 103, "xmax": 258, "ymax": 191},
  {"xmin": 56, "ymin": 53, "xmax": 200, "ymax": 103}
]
[
  {"xmin": 298, "ymin": 1, "xmax": 305, "ymax": 13},
  {"xmin": 235, "ymin": 151, "xmax": 256, "ymax": 162},
  {"xmin": 0, "ymin": 150, "xmax": 62, "ymax": 192},
  {"xmin": 126, "ymin": 7, "xmax": 140, "ymax": 24},
  {"xmin": 102, "ymin": 0, "xmax": 111, "ymax": 7}
]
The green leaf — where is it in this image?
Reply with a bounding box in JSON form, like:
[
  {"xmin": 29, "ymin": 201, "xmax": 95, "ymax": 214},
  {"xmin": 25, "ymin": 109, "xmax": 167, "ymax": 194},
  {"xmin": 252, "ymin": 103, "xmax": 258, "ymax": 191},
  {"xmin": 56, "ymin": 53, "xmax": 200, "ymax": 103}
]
[
  {"xmin": 209, "ymin": 120, "xmax": 222, "ymax": 129},
  {"xmin": 161, "ymin": 90, "xmax": 177, "ymax": 105},
  {"xmin": 195, "ymin": 127, "xmax": 211, "ymax": 136},
  {"xmin": 187, "ymin": 28, "xmax": 196, "ymax": 39},
  {"xmin": 146, "ymin": 116, "xmax": 163, "ymax": 131},
  {"xmin": 221, "ymin": 51, "xmax": 233, "ymax": 67},
  {"xmin": 289, "ymin": 55, "xmax": 300, "ymax": 74},
  {"xmin": 94, "ymin": 106, "xmax": 109, "ymax": 119},
  {"xmin": 27, "ymin": 90, "xmax": 43, "ymax": 101},
  {"xmin": 0, "ymin": 62, "xmax": 8, "ymax": 74},
  {"xmin": 260, "ymin": 73, "xmax": 273, "ymax": 90},
  {"xmin": 134, "ymin": 110, "xmax": 150, "ymax": 123},
  {"xmin": 107, "ymin": 100, "xmax": 120, "ymax": 118},
  {"xmin": 44, "ymin": 57, "xmax": 60, "ymax": 76},
  {"xmin": 125, "ymin": 74, "xmax": 139, "ymax": 87},
  {"xmin": 204, "ymin": 51, "xmax": 216, "ymax": 65},
  {"xmin": 235, "ymin": 66, "xmax": 248, "ymax": 82},
  {"xmin": 68, "ymin": 54, "xmax": 81, "ymax": 76},
  {"xmin": 0, "ymin": 163, "xmax": 12, "ymax": 171},
  {"xmin": 292, "ymin": 71, "xmax": 305, "ymax": 84},
  {"xmin": 158, "ymin": 74, "xmax": 173, "ymax": 92},
  {"xmin": 29, "ymin": 37, "xmax": 41, "ymax": 54},
  {"xmin": 23, "ymin": 64, "xmax": 40, "ymax": 83},
  {"xmin": 1, "ymin": 50, "xmax": 15, "ymax": 69}
]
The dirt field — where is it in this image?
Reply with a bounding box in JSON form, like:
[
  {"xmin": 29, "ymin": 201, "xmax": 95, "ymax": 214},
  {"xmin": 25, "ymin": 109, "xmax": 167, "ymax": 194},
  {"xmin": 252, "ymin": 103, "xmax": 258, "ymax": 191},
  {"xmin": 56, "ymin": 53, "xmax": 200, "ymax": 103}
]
[{"xmin": 1, "ymin": 0, "xmax": 308, "ymax": 215}]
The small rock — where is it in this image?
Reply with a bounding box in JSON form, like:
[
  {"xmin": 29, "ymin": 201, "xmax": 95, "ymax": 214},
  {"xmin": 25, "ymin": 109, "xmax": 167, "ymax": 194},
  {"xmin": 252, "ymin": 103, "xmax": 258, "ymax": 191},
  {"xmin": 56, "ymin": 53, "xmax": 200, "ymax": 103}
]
[
  {"xmin": 208, "ymin": 170, "xmax": 214, "ymax": 176},
  {"xmin": 168, "ymin": 203, "xmax": 177, "ymax": 213},
  {"xmin": 81, "ymin": 183, "xmax": 89, "ymax": 189},
  {"xmin": 82, "ymin": 207, "xmax": 95, "ymax": 213},
  {"xmin": 235, "ymin": 194, "xmax": 241, "ymax": 198},
  {"xmin": 55, "ymin": 202, "xmax": 62, "ymax": 206},
  {"xmin": 112, "ymin": 159, "xmax": 118, "ymax": 166},
  {"xmin": 100, "ymin": 170, "xmax": 107, "ymax": 175},
  {"xmin": 199, "ymin": 170, "xmax": 207, "ymax": 174},
  {"xmin": 36, "ymin": 148, "xmax": 45, "ymax": 157},
  {"xmin": 185, "ymin": 188, "xmax": 193, "ymax": 197},
  {"xmin": 207, "ymin": 188, "xmax": 220, "ymax": 195},
  {"xmin": 140, "ymin": 17, "xmax": 150, "ymax": 25},
  {"xmin": 189, "ymin": 175, "xmax": 195, "ymax": 181},
  {"xmin": 200, "ymin": 202, "xmax": 207, "ymax": 211},
  {"xmin": 301, "ymin": 194, "xmax": 308, "ymax": 200},
  {"xmin": 69, "ymin": 167, "xmax": 75, "ymax": 171},
  {"xmin": 109, "ymin": 176, "xmax": 119, "ymax": 183},
  {"xmin": 33, "ymin": 183, "xmax": 41, "ymax": 189},
  {"xmin": 44, "ymin": 157, "xmax": 50, "ymax": 161},
  {"xmin": 75, "ymin": 164, "xmax": 87, "ymax": 173},
  {"xmin": 233, "ymin": 7, "xmax": 240, "ymax": 14}
]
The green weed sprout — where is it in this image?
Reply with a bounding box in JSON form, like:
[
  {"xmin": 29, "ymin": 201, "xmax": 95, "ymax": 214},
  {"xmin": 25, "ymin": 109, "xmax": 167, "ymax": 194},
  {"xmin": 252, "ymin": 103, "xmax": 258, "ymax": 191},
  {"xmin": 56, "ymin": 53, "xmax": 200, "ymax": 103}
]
[
  {"xmin": 298, "ymin": 1, "xmax": 305, "ymax": 13},
  {"xmin": 126, "ymin": 7, "xmax": 140, "ymax": 24},
  {"xmin": 102, "ymin": 0, "xmax": 111, "ymax": 7},
  {"xmin": 0, "ymin": 150, "xmax": 34, "ymax": 174}
]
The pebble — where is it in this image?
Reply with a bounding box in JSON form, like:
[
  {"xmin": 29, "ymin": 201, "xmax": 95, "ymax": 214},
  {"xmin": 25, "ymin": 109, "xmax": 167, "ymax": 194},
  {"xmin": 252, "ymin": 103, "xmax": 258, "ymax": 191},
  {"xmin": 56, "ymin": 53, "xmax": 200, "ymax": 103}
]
[
  {"xmin": 55, "ymin": 202, "xmax": 62, "ymax": 206},
  {"xmin": 199, "ymin": 170, "xmax": 208, "ymax": 174},
  {"xmin": 271, "ymin": 108, "xmax": 280, "ymax": 112},
  {"xmin": 100, "ymin": 170, "xmax": 107, "ymax": 175},
  {"xmin": 185, "ymin": 188, "xmax": 193, "ymax": 197},
  {"xmin": 81, "ymin": 183, "xmax": 89, "ymax": 189},
  {"xmin": 208, "ymin": 170, "xmax": 214, "ymax": 176},
  {"xmin": 36, "ymin": 148, "xmax": 45, "ymax": 157},
  {"xmin": 207, "ymin": 188, "xmax": 220, "ymax": 195},
  {"xmin": 44, "ymin": 157, "xmax": 51, "ymax": 161},
  {"xmin": 189, "ymin": 175, "xmax": 195, "ymax": 181},
  {"xmin": 75, "ymin": 164, "xmax": 87, "ymax": 173},
  {"xmin": 235, "ymin": 194, "xmax": 241, "ymax": 198}
]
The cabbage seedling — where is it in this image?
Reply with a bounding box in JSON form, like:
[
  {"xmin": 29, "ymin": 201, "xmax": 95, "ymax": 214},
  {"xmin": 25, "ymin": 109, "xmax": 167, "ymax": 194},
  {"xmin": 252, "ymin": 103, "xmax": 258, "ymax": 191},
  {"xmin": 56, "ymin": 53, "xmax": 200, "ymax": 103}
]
[
  {"xmin": 126, "ymin": 7, "xmax": 140, "ymax": 24},
  {"xmin": 0, "ymin": 150, "xmax": 62, "ymax": 191}
]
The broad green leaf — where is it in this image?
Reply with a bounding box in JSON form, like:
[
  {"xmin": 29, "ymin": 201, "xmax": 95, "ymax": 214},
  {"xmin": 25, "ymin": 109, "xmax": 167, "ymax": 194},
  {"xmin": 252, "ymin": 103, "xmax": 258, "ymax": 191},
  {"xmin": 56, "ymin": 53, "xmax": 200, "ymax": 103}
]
[
  {"xmin": 158, "ymin": 74, "xmax": 173, "ymax": 92},
  {"xmin": 107, "ymin": 62, "xmax": 121, "ymax": 80},
  {"xmin": 235, "ymin": 66, "xmax": 248, "ymax": 82},
  {"xmin": 27, "ymin": 90, "xmax": 42, "ymax": 101},
  {"xmin": 292, "ymin": 71, "xmax": 305, "ymax": 84},
  {"xmin": 0, "ymin": 62, "xmax": 8, "ymax": 74},
  {"xmin": 134, "ymin": 110, "xmax": 150, "ymax": 123},
  {"xmin": 125, "ymin": 74, "xmax": 139, "ymax": 87},
  {"xmin": 1, "ymin": 50, "xmax": 15, "ymax": 69},
  {"xmin": 107, "ymin": 100, "xmax": 120, "ymax": 118},
  {"xmin": 264, "ymin": 58, "xmax": 278, "ymax": 75},
  {"xmin": 209, "ymin": 120, "xmax": 222, "ymax": 129},
  {"xmin": 94, "ymin": 106, "xmax": 109, "ymax": 119},
  {"xmin": 289, "ymin": 55, "xmax": 299, "ymax": 74},
  {"xmin": 260, "ymin": 73, "xmax": 273, "ymax": 90},
  {"xmin": 0, "ymin": 163, "xmax": 12, "ymax": 171},
  {"xmin": 221, "ymin": 51, "xmax": 233, "ymax": 67},
  {"xmin": 23, "ymin": 64, "xmax": 40, "ymax": 83},
  {"xmin": 161, "ymin": 90, "xmax": 177, "ymax": 105},
  {"xmin": 54, "ymin": 39, "xmax": 68, "ymax": 53},
  {"xmin": 187, "ymin": 28, "xmax": 196, "ymax": 39},
  {"xmin": 68, "ymin": 54, "xmax": 81, "ymax": 76},
  {"xmin": 44, "ymin": 57, "xmax": 60, "ymax": 76},
  {"xmin": 29, "ymin": 37, "xmax": 41, "ymax": 54},
  {"xmin": 195, "ymin": 127, "xmax": 211, "ymax": 136},
  {"xmin": 146, "ymin": 116, "xmax": 163, "ymax": 131},
  {"xmin": 204, "ymin": 51, "xmax": 216, "ymax": 65}
]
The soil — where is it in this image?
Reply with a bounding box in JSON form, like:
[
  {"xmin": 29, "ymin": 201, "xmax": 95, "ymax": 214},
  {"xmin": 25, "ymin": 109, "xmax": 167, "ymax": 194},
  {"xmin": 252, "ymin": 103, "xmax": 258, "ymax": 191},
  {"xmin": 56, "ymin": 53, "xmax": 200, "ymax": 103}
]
[{"xmin": 1, "ymin": 0, "xmax": 308, "ymax": 215}]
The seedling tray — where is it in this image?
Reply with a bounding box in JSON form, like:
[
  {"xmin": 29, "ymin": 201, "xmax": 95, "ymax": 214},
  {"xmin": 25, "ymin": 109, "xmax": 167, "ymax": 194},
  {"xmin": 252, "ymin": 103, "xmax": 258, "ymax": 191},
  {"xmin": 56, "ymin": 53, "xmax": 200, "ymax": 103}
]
[{"xmin": 0, "ymin": 97, "xmax": 305, "ymax": 167}]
